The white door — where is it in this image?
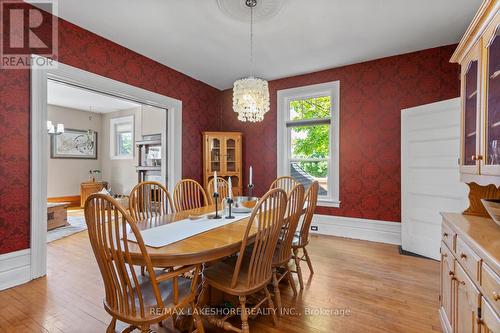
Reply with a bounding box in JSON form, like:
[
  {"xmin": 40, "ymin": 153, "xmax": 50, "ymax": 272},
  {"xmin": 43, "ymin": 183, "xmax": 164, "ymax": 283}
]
[{"xmin": 401, "ymin": 98, "xmax": 468, "ymax": 260}]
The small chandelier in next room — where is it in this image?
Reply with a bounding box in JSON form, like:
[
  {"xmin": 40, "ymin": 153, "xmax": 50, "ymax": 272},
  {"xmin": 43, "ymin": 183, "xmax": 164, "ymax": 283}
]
[{"xmin": 232, "ymin": 0, "xmax": 270, "ymax": 122}]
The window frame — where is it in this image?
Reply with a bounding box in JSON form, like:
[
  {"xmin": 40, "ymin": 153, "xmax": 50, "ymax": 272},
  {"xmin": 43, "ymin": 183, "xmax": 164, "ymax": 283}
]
[
  {"xmin": 277, "ymin": 81, "xmax": 340, "ymax": 207},
  {"xmin": 110, "ymin": 115, "xmax": 134, "ymax": 160}
]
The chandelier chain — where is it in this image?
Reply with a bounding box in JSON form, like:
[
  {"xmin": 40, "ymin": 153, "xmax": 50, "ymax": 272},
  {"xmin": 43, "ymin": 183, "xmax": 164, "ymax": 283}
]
[{"xmin": 250, "ymin": 4, "xmax": 254, "ymax": 77}]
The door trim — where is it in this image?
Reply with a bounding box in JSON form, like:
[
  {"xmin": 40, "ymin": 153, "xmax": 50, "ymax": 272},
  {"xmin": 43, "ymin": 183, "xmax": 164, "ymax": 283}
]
[{"xmin": 30, "ymin": 55, "xmax": 183, "ymax": 280}]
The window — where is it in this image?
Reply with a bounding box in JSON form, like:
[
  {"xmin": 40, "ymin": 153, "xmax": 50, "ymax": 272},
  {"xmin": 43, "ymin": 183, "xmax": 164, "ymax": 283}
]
[
  {"xmin": 110, "ymin": 115, "xmax": 134, "ymax": 159},
  {"xmin": 277, "ymin": 81, "xmax": 340, "ymax": 207}
]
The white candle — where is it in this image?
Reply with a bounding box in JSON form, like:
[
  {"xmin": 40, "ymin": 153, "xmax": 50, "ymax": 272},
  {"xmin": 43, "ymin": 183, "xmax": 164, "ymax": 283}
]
[
  {"xmin": 213, "ymin": 171, "xmax": 218, "ymax": 194},
  {"xmin": 249, "ymin": 166, "xmax": 253, "ymax": 186},
  {"xmin": 228, "ymin": 177, "xmax": 233, "ymax": 199}
]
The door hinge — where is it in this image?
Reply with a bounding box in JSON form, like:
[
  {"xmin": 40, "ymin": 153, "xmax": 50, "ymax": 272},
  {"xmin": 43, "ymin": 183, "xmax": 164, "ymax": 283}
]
[
  {"xmin": 478, "ymin": 307, "xmax": 481, "ymax": 318},
  {"xmin": 458, "ymin": 157, "xmax": 461, "ymax": 165}
]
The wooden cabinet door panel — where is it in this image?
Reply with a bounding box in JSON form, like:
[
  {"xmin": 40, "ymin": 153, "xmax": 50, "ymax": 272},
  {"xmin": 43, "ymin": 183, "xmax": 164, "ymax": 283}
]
[
  {"xmin": 454, "ymin": 264, "xmax": 481, "ymax": 333},
  {"xmin": 481, "ymin": 296, "xmax": 500, "ymax": 333},
  {"xmin": 441, "ymin": 243, "xmax": 455, "ymax": 332}
]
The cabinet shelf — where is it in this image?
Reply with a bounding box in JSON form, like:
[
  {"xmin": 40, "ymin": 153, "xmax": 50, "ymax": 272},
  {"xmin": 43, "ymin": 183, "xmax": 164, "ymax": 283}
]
[
  {"xmin": 136, "ymin": 166, "xmax": 161, "ymax": 171},
  {"xmin": 467, "ymin": 90, "xmax": 478, "ymax": 99},
  {"xmin": 490, "ymin": 70, "xmax": 500, "ymax": 80}
]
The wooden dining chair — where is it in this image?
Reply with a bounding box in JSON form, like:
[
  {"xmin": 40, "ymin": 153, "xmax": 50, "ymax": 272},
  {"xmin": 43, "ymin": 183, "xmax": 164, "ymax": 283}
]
[
  {"xmin": 291, "ymin": 181, "xmax": 319, "ymax": 290},
  {"xmin": 269, "ymin": 176, "xmax": 300, "ymax": 195},
  {"xmin": 173, "ymin": 179, "xmax": 209, "ymax": 212},
  {"xmin": 200, "ymin": 188, "xmax": 287, "ymax": 333},
  {"xmin": 272, "ymin": 183, "xmax": 305, "ymax": 314},
  {"xmin": 129, "ymin": 181, "xmax": 175, "ymax": 221},
  {"xmin": 206, "ymin": 177, "xmax": 230, "ymax": 205},
  {"xmin": 129, "ymin": 181, "xmax": 175, "ymax": 275},
  {"xmin": 84, "ymin": 194, "xmax": 204, "ymax": 333}
]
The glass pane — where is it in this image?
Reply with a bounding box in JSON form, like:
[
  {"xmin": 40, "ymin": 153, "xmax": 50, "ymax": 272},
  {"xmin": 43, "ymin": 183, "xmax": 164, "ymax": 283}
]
[
  {"xmin": 289, "ymin": 96, "xmax": 331, "ymax": 120},
  {"xmin": 226, "ymin": 139, "xmax": 236, "ymax": 172},
  {"xmin": 290, "ymin": 124, "xmax": 329, "ymax": 159},
  {"xmin": 210, "ymin": 138, "xmax": 220, "ymax": 172},
  {"xmin": 117, "ymin": 132, "xmax": 132, "ymax": 155},
  {"xmin": 463, "ymin": 60, "xmax": 478, "ymax": 166},
  {"xmin": 290, "ymin": 162, "xmax": 328, "ymax": 196},
  {"xmin": 486, "ymin": 27, "xmax": 500, "ymax": 165}
]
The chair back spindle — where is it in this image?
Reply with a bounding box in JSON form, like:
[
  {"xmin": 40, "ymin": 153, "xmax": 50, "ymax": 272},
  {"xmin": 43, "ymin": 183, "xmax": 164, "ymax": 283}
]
[
  {"xmin": 173, "ymin": 179, "xmax": 209, "ymax": 212},
  {"xmin": 206, "ymin": 177, "xmax": 230, "ymax": 204},
  {"xmin": 231, "ymin": 188, "xmax": 287, "ymax": 289},
  {"xmin": 269, "ymin": 176, "xmax": 300, "ymax": 195},
  {"xmin": 297, "ymin": 181, "xmax": 319, "ymax": 247},
  {"xmin": 276, "ymin": 184, "xmax": 305, "ymax": 265},
  {"xmin": 129, "ymin": 181, "xmax": 174, "ymax": 221}
]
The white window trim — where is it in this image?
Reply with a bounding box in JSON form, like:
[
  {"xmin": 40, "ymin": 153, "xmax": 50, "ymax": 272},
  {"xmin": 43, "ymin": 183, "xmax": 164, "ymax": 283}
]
[
  {"xmin": 277, "ymin": 81, "xmax": 340, "ymax": 208},
  {"xmin": 110, "ymin": 115, "xmax": 134, "ymax": 160}
]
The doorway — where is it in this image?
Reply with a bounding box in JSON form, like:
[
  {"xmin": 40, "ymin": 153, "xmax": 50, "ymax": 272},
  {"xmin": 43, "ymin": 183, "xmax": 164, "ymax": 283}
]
[{"xmin": 30, "ymin": 56, "xmax": 182, "ymax": 280}]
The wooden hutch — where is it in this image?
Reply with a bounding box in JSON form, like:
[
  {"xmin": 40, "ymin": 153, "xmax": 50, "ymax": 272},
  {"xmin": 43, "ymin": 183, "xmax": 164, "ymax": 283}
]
[
  {"xmin": 440, "ymin": 1, "xmax": 500, "ymax": 332},
  {"xmin": 202, "ymin": 132, "xmax": 242, "ymax": 196}
]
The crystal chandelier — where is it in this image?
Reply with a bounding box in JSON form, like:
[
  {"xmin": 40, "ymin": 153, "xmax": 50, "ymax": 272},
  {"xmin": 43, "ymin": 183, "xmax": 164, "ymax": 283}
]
[{"xmin": 233, "ymin": 0, "xmax": 270, "ymax": 122}]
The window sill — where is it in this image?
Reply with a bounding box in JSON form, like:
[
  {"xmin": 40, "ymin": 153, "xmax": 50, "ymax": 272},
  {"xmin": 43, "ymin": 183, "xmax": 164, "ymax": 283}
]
[
  {"xmin": 110, "ymin": 155, "xmax": 133, "ymax": 160},
  {"xmin": 317, "ymin": 199, "xmax": 341, "ymax": 208}
]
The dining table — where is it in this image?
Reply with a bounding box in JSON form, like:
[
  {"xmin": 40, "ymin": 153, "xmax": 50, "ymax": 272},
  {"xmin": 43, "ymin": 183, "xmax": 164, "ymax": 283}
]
[{"xmin": 127, "ymin": 204, "xmax": 259, "ymax": 268}]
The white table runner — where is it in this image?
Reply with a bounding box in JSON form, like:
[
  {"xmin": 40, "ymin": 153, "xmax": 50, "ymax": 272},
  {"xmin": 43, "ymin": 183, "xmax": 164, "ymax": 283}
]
[{"xmin": 127, "ymin": 212, "xmax": 252, "ymax": 248}]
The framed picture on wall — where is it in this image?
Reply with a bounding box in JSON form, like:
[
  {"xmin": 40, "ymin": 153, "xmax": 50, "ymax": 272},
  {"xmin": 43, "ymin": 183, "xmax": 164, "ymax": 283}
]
[{"xmin": 51, "ymin": 128, "xmax": 98, "ymax": 159}]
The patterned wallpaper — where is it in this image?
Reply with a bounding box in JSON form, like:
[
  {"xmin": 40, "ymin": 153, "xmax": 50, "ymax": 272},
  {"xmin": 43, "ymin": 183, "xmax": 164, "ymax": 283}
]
[
  {"xmin": 220, "ymin": 45, "xmax": 460, "ymax": 223},
  {"xmin": 0, "ymin": 9, "xmax": 460, "ymax": 256},
  {"xmin": 0, "ymin": 17, "xmax": 220, "ymax": 254}
]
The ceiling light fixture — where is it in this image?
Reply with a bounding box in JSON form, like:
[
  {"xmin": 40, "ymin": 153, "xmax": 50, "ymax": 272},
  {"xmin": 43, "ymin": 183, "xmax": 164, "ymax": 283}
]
[{"xmin": 232, "ymin": 0, "xmax": 270, "ymax": 122}]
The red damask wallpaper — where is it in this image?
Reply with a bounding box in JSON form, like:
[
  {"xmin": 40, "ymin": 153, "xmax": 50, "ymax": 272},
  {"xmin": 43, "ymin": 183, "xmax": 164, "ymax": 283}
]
[
  {"xmin": 0, "ymin": 16, "xmax": 220, "ymax": 254},
  {"xmin": 220, "ymin": 45, "xmax": 460, "ymax": 223}
]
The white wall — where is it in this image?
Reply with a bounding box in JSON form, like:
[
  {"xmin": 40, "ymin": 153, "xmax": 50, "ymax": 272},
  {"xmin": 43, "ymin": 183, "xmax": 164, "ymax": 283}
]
[
  {"xmin": 101, "ymin": 107, "xmax": 142, "ymax": 195},
  {"xmin": 48, "ymin": 105, "xmax": 167, "ymax": 197},
  {"xmin": 47, "ymin": 105, "xmax": 102, "ymax": 197}
]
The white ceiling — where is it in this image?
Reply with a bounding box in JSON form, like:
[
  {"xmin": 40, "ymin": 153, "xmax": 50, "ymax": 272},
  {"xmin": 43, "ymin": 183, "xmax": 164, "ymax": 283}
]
[
  {"xmin": 47, "ymin": 80, "xmax": 141, "ymax": 113},
  {"xmin": 51, "ymin": 0, "xmax": 481, "ymax": 89}
]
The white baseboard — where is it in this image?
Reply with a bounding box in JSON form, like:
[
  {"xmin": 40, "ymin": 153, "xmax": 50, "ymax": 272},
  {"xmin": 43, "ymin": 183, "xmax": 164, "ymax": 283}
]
[
  {"xmin": 0, "ymin": 249, "xmax": 31, "ymax": 291},
  {"xmin": 311, "ymin": 214, "xmax": 401, "ymax": 245}
]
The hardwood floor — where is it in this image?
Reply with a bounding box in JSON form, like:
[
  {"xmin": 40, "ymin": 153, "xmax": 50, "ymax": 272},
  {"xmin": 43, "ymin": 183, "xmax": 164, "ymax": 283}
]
[{"xmin": 0, "ymin": 232, "xmax": 441, "ymax": 333}]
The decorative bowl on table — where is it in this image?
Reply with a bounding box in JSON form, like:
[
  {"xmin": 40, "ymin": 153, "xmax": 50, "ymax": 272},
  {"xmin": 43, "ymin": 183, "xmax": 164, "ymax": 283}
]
[
  {"xmin": 232, "ymin": 196, "xmax": 259, "ymax": 213},
  {"xmin": 481, "ymin": 199, "xmax": 500, "ymax": 226}
]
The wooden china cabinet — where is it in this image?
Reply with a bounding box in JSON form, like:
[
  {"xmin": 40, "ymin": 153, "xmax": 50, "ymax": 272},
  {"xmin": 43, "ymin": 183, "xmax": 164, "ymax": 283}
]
[
  {"xmin": 202, "ymin": 132, "xmax": 242, "ymax": 196},
  {"xmin": 452, "ymin": 0, "xmax": 500, "ymax": 185},
  {"xmin": 440, "ymin": 2, "xmax": 500, "ymax": 333}
]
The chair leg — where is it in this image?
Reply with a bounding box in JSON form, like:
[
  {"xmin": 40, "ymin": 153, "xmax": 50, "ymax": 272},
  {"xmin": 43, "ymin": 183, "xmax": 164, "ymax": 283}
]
[
  {"xmin": 239, "ymin": 296, "xmax": 250, "ymax": 333},
  {"xmin": 286, "ymin": 265, "xmax": 297, "ymax": 296},
  {"xmin": 192, "ymin": 302, "xmax": 205, "ymax": 333},
  {"xmin": 264, "ymin": 288, "xmax": 279, "ymax": 327},
  {"xmin": 303, "ymin": 247, "xmax": 314, "ymax": 274},
  {"xmin": 106, "ymin": 318, "xmax": 116, "ymax": 333},
  {"xmin": 293, "ymin": 248, "xmax": 304, "ymax": 290},
  {"xmin": 141, "ymin": 265, "xmax": 146, "ymax": 276},
  {"xmin": 271, "ymin": 268, "xmax": 282, "ymax": 315}
]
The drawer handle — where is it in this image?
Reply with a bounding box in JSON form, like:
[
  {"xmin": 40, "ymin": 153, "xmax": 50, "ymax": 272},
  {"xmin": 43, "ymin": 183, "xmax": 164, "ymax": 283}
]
[
  {"xmin": 494, "ymin": 291, "xmax": 499, "ymax": 301},
  {"xmin": 443, "ymin": 233, "xmax": 448, "ymax": 238},
  {"xmin": 460, "ymin": 253, "xmax": 467, "ymax": 259},
  {"xmin": 449, "ymin": 271, "xmax": 454, "ymax": 277},
  {"xmin": 442, "ymin": 253, "xmax": 448, "ymax": 258}
]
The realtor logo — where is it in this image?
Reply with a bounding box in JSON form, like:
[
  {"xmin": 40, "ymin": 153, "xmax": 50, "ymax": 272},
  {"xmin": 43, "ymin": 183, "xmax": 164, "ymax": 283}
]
[{"xmin": 1, "ymin": 0, "xmax": 58, "ymax": 69}]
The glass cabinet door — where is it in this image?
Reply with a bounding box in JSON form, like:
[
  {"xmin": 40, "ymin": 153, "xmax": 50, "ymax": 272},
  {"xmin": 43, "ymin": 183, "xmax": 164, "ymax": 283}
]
[
  {"xmin": 225, "ymin": 138, "xmax": 236, "ymax": 172},
  {"xmin": 462, "ymin": 57, "xmax": 480, "ymax": 169},
  {"xmin": 208, "ymin": 137, "xmax": 221, "ymax": 173},
  {"xmin": 485, "ymin": 25, "xmax": 500, "ymax": 168}
]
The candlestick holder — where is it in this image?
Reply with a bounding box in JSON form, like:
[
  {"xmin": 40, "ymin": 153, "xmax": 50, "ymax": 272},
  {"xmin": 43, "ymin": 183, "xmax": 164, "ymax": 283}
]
[
  {"xmin": 248, "ymin": 184, "xmax": 254, "ymax": 197},
  {"xmin": 226, "ymin": 198, "xmax": 235, "ymax": 219},
  {"xmin": 212, "ymin": 193, "xmax": 222, "ymax": 219}
]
